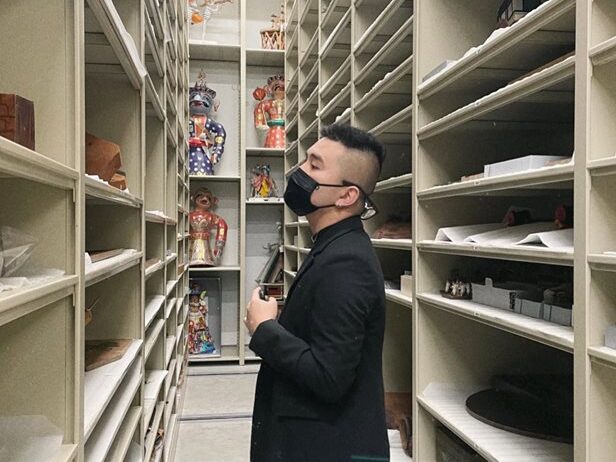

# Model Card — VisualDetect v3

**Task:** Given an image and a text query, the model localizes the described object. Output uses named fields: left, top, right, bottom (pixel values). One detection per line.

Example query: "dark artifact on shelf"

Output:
left=465, top=374, right=574, bottom=444
left=0, top=93, right=35, bottom=150
left=372, top=216, right=411, bottom=239
left=554, top=205, right=573, bottom=229
left=253, top=74, right=285, bottom=149
left=503, top=208, right=533, bottom=226
left=109, top=172, right=127, bottom=190
left=189, top=188, right=228, bottom=266
left=84, top=298, right=100, bottom=327
left=497, top=0, right=546, bottom=27
left=441, top=271, right=472, bottom=300
left=189, top=70, right=227, bottom=176
left=260, top=5, right=285, bottom=50
left=436, top=425, right=486, bottom=462
left=88, top=249, right=124, bottom=263
left=85, top=132, right=122, bottom=182
left=84, top=339, right=131, bottom=371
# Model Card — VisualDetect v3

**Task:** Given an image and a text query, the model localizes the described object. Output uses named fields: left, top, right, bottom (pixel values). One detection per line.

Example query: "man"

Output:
left=244, top=123, right=389, bottom=461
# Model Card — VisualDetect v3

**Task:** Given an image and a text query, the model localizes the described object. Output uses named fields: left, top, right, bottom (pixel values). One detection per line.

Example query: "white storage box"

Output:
left=542, top=303, right=573, bottom=327
left=605, top=325, right=616, bottom=349
left=514, top=298, right=543, bottom=319
left=472, top=278, right=540, bottom=311
left=400, top=273, right=413, bottom=297
left=483, top=155, right=569, bottom=178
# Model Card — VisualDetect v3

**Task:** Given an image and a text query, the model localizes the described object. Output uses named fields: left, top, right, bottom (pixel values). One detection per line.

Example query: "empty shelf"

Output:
left=105, top=405, right=142, bottom=462
left=374, top=173, right=413, bottom=193
left=166, top=336, right=176, bottom=368
left=145, top=295, right=166, bottom=329
left=385, top=289, right=413, bottom=309
left=418, top=55, right=575, bottom=140
left=0, top=136, right=79, bottom=190
left=418, top=382, right=573, bottom=462
left=246, top=48, right=285, bottom=67
left=145, top=319, right=165, bottom=361
left=418, top=292, right=573, bottom=352
left=588, top=253, right=616, bottom=272
left=588, top=346, right=616, bottom=370
left=188, top=41, right=240, bottom=62
left=418, top=163, right=574, bottom=200
left=417, top=240, right=574, bottom=266
left=84, top=362, right=142, bottom=462
left=371, top=238, right=413, bottom=250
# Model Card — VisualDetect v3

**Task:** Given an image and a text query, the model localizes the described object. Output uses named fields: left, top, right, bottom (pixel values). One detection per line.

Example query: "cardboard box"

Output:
left=0, top=93, right=35, bottom=150
left=542, top=303, right=572, bottom=327
left=472, top=278, right=540, bottom=311
left=484, top=155, right=569, bottom=178
left=514, top=298, right=543, bottom=319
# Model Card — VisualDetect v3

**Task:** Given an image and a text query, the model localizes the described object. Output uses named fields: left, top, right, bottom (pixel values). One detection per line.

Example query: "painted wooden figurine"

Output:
left=253, top=74, right=285, bottom=149
left=250, top=164, right=279, bottom=198
left=188, top=282, right=217, bottom=355
left=189, top=188, right=228, bottom=267
left=189, top=70, right=226, bottom=176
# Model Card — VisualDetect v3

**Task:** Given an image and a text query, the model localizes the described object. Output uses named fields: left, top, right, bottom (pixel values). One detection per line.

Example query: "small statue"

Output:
left=260, top=4, right=285, bottom=50
left=188, top=283, right=217, bottom=355
left=253, top=74, right=285, bottom=149
left=250, top=164, right=279, bottom=198
left=188, top=0, right=234, bottom=40
left=189, top=188, right=228, bottom=266
left=189, top=70, right=227, bottom=176
left=441, top=274, right=472, bottom=300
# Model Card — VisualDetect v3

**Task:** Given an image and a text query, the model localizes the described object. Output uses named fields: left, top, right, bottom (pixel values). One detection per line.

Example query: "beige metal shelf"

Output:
left=145, top=295, right=166, bottom=330
left=368, top=104, right=413, bottom=141
left=84, top=339, right=142, bottom=439
left=188, top=40, right=241, bottom=62
left=246, top=48, right=285, bottom=67
left=417, top=163, right=574, bottom=200
left=84, top=363, right=142, bottom=462
left=385, top=289, right=413, bottom=309
left=588, top=156, right=616, bottom=177
left=145, top=319, right=165, bottom=362
left=371, top=238, right=413, bottom=250
left=418, top=292, right=573, bottom=352
left=321, top=55, right=351, bottom=97
left=300, top=30, right=319, bottom=69
left=188, top=266, right=242, bottom=272
left=354, top=15, right=413, bottom=89
left=299, top=0, right=319, bottom=27
left=246, top=198, right=285, bottom=204
left=85, top=250, right=143, bottom=287
left=145, top=260, right=165, bottom=279
left=418, top=55, right=575, bottom=140
left=588, top=253, right=616, bottom=272
left=189, top=174, right=242, bottom=182
left=86, top=0, right=146, bottom=90
left=588, top=346, right=616, bottom=370
left=0, top=276, right=78, bottom=328
left=355, top=55, right=413, bottom=113
left=417, top=241, right=574, bottom=266
left=0, top=137, right=79, bottom=190
left=417, top=0, right=575, bottom=100
left=374, top=173, right=413, bottom=193
left=106, top=405, right=142, bottom=462
left=144, top=402, right=165, bottom=461
left=353, top=0, right=410, bottom=56
left=85, top=176, right=143, bottom=208
left=321, top=0, right=350, bottom=30
left=590, top=35, right=616, bottom=66
left=320, top=8, right=351, bottom=59
left=319, top=81, right=351, bottom=119
left=246, top=147, right=285, bottom=156
left=51, top=445, right=78, bottom=462
left=417, top=382, right=573, bottom=462
left=145, top=17, right=164, bottom=78
left=146, top=75, right=165, bottom=121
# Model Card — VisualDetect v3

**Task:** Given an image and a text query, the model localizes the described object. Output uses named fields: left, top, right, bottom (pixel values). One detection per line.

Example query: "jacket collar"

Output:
left=310, top=215, right=363, bottom=255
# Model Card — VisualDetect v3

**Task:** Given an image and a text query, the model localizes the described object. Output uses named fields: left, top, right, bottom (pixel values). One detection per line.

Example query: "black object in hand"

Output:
left=259, top=288, right=269, bottom=301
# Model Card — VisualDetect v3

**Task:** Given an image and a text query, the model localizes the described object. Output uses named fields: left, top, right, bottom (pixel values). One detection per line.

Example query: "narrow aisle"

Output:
left=176, top=365, right=259, bottom=461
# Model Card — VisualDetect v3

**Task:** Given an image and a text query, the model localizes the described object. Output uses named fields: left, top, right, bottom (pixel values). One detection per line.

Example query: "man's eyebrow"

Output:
left=307, top=151, right=324, bottom=165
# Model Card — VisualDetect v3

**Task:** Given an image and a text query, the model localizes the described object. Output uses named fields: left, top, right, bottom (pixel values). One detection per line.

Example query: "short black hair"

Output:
left=320, top=123, right=386, bottom=173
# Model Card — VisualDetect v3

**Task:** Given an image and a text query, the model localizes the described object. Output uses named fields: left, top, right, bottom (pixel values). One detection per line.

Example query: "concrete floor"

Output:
left=175, top=365, right=411, bottom=461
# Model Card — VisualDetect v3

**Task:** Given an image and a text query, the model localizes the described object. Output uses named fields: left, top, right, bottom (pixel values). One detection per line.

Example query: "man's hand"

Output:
left=244, top=287, right=278, bottom=335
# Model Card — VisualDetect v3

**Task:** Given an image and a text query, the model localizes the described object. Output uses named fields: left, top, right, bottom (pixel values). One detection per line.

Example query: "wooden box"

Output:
left=0, top=93, right=35, bottom=150
left=85, top=132, right=122, bottom=181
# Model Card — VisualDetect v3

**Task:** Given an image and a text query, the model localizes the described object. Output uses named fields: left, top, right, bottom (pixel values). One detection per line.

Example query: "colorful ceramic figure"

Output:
left=253, top=74, right=285, bottom=149
left=188, top=283, right=217, bottom=355
left=189, top=71, right=226, bottom=176
left=250, top=164, right=279, bottom=198
left=189, top=188, right=228, bottom=266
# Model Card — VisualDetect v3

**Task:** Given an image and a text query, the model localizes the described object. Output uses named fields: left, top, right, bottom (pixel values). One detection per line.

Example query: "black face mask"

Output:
left=284, top=167, right=374, bottom=218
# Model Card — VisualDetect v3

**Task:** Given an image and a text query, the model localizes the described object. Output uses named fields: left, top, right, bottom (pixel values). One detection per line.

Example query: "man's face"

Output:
left=300, top=138, right=348, bottom=209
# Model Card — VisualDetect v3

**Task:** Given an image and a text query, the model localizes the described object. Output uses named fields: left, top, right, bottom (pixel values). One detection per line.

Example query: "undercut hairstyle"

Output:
left=320, top=123, right=386, bottom=195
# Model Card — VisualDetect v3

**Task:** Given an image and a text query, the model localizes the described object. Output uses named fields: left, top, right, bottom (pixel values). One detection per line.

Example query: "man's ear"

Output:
left=338, top=185, right=361, bottom=208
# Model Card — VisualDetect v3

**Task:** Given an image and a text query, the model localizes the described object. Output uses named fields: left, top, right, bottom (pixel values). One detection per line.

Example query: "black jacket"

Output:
left=249, top=215, right=389, bottom=462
